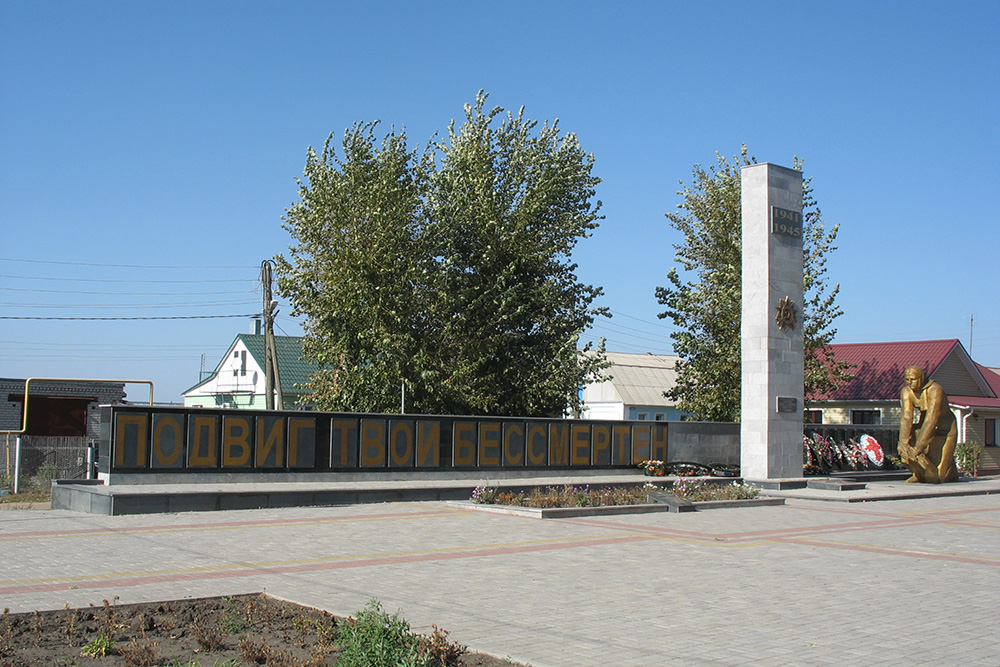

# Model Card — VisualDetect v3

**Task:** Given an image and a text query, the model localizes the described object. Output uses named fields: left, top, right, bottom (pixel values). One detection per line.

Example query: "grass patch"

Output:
left=0, top=490, right=51, bottom=504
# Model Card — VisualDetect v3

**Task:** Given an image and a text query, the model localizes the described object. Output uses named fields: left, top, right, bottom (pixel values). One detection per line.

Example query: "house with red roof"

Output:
left=806, top=339, right=1000, bottom=456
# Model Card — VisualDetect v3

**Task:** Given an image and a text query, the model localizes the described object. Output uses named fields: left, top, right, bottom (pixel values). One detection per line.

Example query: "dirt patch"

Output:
left=0, top=593, right=525, bottom=666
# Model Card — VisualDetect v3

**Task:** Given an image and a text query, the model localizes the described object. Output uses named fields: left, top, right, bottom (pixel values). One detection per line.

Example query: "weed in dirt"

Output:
left=193, top=616, right=226, bottom=652
left=256, top=592, right=275, bottom=625
left=80, top=632, right=115, bottom=657
left=291, top=615, right=313, bottom=642
left=31, top=610, right=43, bottom=647
left=422, top=624, right=466, bottom=666
left=0, top=608, right=11, bottom=656
left=236, top=635, right=299, bottom=667
left=63, top=603, right=78, bottom=646
left=313, top=615, right=338, bottom=647
left=302, top=646, right=333, bottom=667
left=92, top=595, right=121, bottom=639
left=1, top=608, right=11, bottom=655
left=219, top=596, right=247, bottom=634
left=157, top=602, right=179, bottom=633
left=119, top=636, right=159, bottom=667
left=237, top=634, right=268, bottom=663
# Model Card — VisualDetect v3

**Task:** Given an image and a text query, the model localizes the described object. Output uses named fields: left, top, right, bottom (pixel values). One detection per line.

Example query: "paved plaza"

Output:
left=2, top=490, right=999, bottom=666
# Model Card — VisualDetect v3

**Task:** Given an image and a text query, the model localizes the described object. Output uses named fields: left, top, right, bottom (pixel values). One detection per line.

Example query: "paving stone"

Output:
left=3, top=486, right=999, bottom=665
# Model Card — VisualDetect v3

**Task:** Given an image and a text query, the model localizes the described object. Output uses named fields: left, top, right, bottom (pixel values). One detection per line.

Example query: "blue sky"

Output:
left=2, top=1, right=998, bottom=402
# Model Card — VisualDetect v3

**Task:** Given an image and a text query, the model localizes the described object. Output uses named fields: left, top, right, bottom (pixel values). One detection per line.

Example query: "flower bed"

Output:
left=638, top=460, right=739, bottom=477
left=669, top=478, right=760, bottom=502
left=471, top=480, right=760, bottom=508
left=472, top=483, right=647, bottom=508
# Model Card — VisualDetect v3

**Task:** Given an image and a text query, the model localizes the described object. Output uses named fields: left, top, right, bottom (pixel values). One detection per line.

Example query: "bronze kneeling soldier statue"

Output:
left=898, top=365, right=958, bottom=484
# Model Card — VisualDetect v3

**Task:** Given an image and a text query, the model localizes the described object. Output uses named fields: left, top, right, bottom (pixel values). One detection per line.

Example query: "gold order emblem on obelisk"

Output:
left=775, top=296, right=796, bottom=332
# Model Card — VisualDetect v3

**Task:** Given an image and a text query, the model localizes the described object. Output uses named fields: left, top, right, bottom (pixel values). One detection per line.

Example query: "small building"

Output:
left=182, top=334, right=315, bottom=410
left=805, top=339, right=1000, bottom=449
left=1, top=378, right=127, bottom=481
left=1, top=378, right=125, bottom=440
left=579, top=352, right=684, bottom=421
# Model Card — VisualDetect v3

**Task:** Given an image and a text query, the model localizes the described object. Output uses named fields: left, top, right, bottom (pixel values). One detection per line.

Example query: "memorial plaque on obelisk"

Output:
left=740, top=163, right=804, bottom=480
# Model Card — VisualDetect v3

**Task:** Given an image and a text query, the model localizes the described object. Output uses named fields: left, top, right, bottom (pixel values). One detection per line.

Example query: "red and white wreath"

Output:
left=860, top=434, right=884, bottom=466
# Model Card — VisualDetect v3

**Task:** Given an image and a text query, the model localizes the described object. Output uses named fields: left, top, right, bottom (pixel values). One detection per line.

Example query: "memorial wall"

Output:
left=98, top=405, right=681, bottom=475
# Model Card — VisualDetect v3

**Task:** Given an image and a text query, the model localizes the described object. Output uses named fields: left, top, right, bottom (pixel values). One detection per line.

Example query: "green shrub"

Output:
left=335, top=600, right=426, bottom=667
left=955, top=440, right=983, bottom=477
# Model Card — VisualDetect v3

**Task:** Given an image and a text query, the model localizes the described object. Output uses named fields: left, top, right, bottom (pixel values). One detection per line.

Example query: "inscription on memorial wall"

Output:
left=100, top=406, right=671, bottom=474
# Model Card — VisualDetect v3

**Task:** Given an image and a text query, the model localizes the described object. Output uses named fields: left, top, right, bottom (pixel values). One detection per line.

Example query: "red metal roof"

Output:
left=951, top=364, right=1000, bottom=409
left=810, top=339, right=961, bottom=401
left=976, top=364, right=1000, bottom=396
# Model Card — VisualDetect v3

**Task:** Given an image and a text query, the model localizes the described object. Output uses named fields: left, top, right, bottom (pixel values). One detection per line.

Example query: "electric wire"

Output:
left=0, top=274, right=252, bottom=284
left=0, top=257, right=257, bottom=269
left=0, top=314, right=260, bottom=321
left=0, top=287, right=256, bottom=296
left=4, top=300, right=259, bottom=309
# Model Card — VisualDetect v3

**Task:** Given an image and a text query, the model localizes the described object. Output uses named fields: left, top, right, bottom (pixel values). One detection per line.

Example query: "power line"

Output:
left=598, top=339, right=668, bottom=354
left=0, top=313, right=260, bottom=321
left=0, top=286, right=256, bottom=296
left=0, top=340, right=215, bottom=349
left=4, top=299, right=259, bottom=309
left=590, top=321, right=671, bottom=345
left=0, top=257, right=257, bottom=269
left=0, top=274, right=252, bottom=284
left=0, top=354, right=202, bottom=361
left=608, top=308, right=673, bottom=329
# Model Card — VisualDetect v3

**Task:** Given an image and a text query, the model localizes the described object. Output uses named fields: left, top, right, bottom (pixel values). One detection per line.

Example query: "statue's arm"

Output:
left=898, top=388, right=915, bottom=447
left=915, top=384, right=946, bottom=454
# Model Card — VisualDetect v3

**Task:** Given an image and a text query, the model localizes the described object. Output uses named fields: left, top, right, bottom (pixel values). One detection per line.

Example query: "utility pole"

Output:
left=261, top=260, right=284, bottom=410
left=970, top=313, right=974, bottom=356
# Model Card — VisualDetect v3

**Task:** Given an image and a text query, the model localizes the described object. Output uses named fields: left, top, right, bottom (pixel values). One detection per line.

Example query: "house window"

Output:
left=654, top=413, right=666, bottom=421
left=986, top=418, right=997, bottom=447
left=803, top=409, right=823, bottom=424
left=850, top=409, right=882, bottom=425
left=240, top=350, right=247, bottom=376
left=636, top=412, right=649, bottom=421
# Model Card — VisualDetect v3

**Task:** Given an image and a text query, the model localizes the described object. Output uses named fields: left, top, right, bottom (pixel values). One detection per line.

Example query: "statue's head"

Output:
left=904, top=365, right=926, bottom=392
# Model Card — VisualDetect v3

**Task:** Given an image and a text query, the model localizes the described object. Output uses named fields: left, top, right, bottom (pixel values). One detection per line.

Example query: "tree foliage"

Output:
left=655, top=146, right=851, bottom=421
left=275, top=123, right=431, bottom=412
left=277, top=92, right=608, bottom=417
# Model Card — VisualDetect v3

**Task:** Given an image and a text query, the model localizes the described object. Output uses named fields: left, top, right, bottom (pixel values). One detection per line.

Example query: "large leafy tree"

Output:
left=275, top=122, right=431, bottom=412
left=277, top=93, right=608, bottom=416
left=655, top=146, right=851, bottom=421
left=422, top=94, right=608, bottom=416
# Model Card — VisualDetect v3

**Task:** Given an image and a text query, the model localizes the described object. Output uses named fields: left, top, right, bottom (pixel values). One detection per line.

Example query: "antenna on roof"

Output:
left=970, top=313, right=974, bottom=356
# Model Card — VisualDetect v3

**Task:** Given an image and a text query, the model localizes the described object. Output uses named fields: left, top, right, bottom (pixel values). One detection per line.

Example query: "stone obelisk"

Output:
left=740, top=163, right=804, bottom=480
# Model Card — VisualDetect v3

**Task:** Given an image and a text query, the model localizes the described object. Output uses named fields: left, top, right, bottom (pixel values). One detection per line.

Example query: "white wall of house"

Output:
left=578, top=352, right=681, bottom=421
left=580, top=402, right=625, bottom=420
left=184, top=339, right=264, bottom=407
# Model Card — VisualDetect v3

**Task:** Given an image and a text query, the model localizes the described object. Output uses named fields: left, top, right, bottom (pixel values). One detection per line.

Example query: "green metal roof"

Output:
left=237, top=334, right=314, bottom=394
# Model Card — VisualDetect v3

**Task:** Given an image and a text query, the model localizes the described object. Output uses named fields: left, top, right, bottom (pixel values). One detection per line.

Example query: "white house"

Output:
left=579, top=352, right=683, bottom=421
left=183, top=334, right=314, bottom=410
